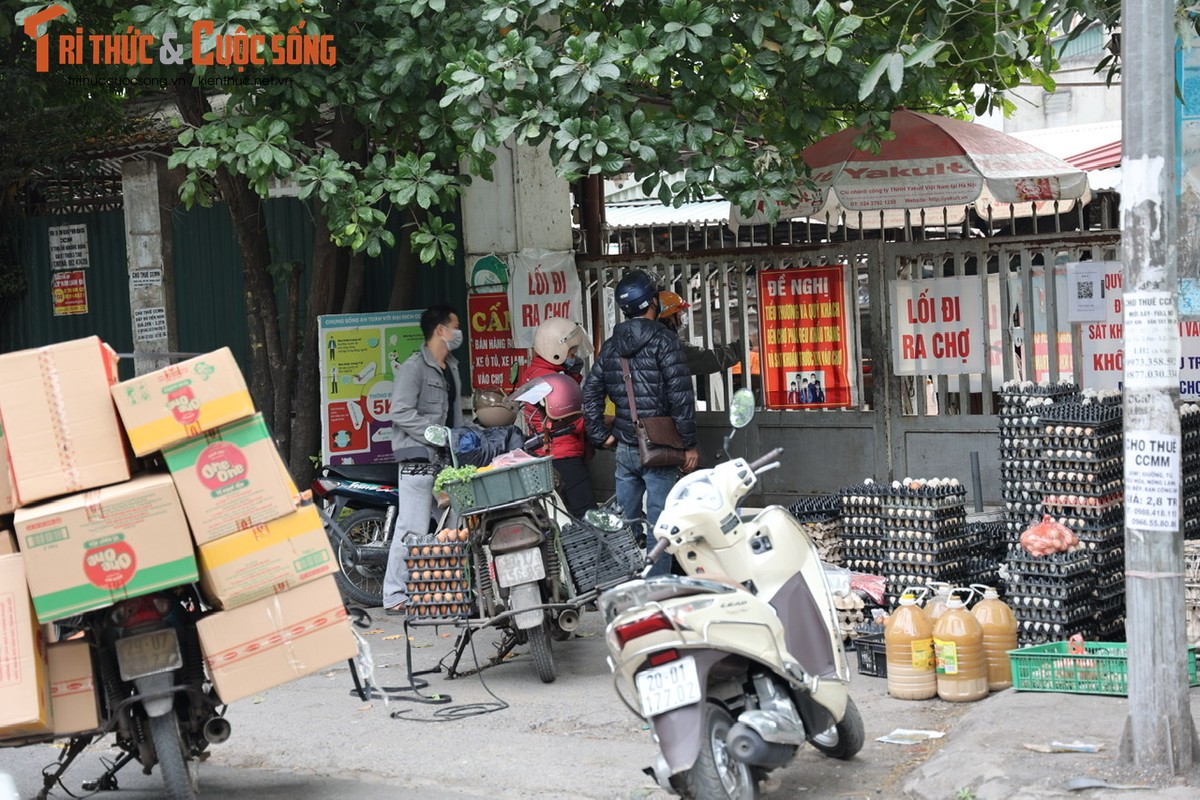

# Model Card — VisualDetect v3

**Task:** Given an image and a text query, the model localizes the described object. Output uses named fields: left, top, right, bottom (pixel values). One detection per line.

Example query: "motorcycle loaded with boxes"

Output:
left=0, top=339, right=358, bottom=799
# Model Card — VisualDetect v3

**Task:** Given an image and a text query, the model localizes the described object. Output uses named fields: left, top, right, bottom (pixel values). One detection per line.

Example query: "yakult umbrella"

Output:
left=730, top=110, right=1090, bottom=226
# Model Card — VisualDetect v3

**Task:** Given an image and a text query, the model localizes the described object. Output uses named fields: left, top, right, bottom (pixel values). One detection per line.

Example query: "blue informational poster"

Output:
left=318, top=310, right=424, bottom=465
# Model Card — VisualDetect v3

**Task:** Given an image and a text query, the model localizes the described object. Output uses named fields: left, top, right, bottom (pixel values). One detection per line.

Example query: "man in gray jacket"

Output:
left=383, top=304, right=464, bottom=614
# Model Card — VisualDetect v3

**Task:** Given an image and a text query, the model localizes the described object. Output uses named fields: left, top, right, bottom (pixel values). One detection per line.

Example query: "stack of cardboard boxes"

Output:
left=0, top=337, right=356, bottom=741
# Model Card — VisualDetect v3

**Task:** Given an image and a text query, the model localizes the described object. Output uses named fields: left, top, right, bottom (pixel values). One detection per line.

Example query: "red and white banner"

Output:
left=758, top=266, right=855, bottom=409
left=467, top=292, right=525, bottom=391
left=507, top=250, right=583, bottom=348
left=891, top=275, right=986, bottom=375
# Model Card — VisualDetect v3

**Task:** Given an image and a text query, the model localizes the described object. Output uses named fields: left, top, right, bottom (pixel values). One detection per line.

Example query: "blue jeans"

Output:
left=615, top=443, right=680, bottom=577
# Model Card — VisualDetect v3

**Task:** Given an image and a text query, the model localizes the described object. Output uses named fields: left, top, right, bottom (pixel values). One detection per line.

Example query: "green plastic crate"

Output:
left=444, top=457, right=555, bottom=514
left=1008, top=641, right=1200, bottom=696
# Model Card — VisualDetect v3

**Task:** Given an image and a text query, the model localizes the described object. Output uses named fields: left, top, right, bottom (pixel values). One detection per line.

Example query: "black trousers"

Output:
left=554, top=456, right=597, bottom=519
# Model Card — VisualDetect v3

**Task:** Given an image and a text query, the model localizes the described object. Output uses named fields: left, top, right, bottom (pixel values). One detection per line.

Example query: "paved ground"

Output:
left=4, top=608, right=1200, bottom=799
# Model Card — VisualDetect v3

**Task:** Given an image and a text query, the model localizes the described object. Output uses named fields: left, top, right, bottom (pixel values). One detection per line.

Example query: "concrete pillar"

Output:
left=462, top=140, right=573, bottom=259
left=121, top=159, right=178, bottom=375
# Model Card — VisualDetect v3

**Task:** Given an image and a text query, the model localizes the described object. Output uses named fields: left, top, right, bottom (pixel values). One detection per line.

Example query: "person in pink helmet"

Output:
left=517, top=317, right=596, bottom=518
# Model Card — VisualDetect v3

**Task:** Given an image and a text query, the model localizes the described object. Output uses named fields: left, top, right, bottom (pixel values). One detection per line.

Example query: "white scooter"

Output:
left=593, top=389, right=863, bottom=799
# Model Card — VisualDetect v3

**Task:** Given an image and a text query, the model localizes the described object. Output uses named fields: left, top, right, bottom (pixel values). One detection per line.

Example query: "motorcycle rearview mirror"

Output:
left=424, top=424, right=459, bottom=467
left=729, top=388, right=755, bottom=429
left=423, top=425, right=450, bottom=447
left=722, top=387, right=757, bottom=459
left=584, top=508, right=625, bottom=533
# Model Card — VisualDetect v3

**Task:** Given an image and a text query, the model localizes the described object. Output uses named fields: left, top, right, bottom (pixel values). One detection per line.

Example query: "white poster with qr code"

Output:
left=1067, top=261, right=1106, bottom=322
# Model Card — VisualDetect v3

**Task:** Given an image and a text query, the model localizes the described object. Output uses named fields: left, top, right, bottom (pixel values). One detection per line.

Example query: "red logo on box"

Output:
left=166, top=386, right=201, bottom=426
left=196, top=442, right=248, bottom=491
left=83, top=542, right=137, bottom=589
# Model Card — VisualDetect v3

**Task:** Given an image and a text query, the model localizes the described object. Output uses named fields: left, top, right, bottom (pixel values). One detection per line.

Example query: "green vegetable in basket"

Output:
left=434, top=465, right=478, bottom=495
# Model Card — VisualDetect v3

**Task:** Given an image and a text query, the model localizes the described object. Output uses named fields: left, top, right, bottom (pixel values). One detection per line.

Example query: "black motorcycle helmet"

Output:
left=615, top=270, right=659, bottom=317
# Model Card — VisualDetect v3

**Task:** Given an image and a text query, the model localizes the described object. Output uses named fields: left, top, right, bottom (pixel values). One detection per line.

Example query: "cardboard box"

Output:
left=0, top=529, right=16, bottom=555
left=163, top=414, right=298, bottom=545
left=48, top=641, right=98, bottom=735
left=0, top=337, right=130, bottom=506
left=0, top=417, right=14, bottom=514
left=197, top=504, right=337, bottom=609
left=0, top=553, right=52, bottom=738
left=112, top=348, right=256, bottom=457
left=14, top=473, right=199, bottom=623
left=196, top=576, right=355, bottom=704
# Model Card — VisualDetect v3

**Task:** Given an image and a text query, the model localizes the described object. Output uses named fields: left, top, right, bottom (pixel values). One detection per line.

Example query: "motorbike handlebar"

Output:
left=748, top=448, right=784, bottom=472
left=642, top=537, right=671, bottom=575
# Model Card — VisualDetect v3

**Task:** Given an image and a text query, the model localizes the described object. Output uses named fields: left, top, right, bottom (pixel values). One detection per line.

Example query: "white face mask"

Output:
left=444, top=328, right=464, bottom=351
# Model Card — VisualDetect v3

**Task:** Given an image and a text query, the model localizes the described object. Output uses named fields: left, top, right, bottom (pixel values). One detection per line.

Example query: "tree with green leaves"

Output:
left=23, top=0, right=1119, bottom=479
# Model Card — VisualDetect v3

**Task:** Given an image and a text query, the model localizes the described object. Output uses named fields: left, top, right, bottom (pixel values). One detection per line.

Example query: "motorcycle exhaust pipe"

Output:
left=726, top=723, right=794, bottom=768
left=203, top=716, right=232, bottom=745
left=556, top=609, right=580, bottom=633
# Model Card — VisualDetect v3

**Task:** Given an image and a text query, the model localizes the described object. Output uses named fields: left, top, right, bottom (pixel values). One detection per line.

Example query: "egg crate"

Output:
left=881, top=502, right=966, bottom=520
left=1014, top=603, right=1097, bottom=626
left=1039, top=400, right=1123, bottom=424
left=1039, top=447, right=1123, bottom=466
left=880, top=486, right=968, bottom=505
left=1039, top=459, right=1122, bottom=480
left=885, top=565, right=970, bottom=586
left=787, top=494, right=843, bottom=522
left=1041, top=493, right=1123, bottom=515
left=560, top=520, right=643, bottom=592
left=843, top=558, right=884, bottom=573
left=884, top=529, right=981, bottom=547
left=1007, top=547, right=1094, bottom=579
left=1000, top=466, right=1042, bottom=482
left=997, top=424, right=1044, bottom=438
left=1004, top=501, right=1044, bottom=518
left=1007, top=576, right=1096, bottom=604
left=404, top=541, right=469, bottom=572
left=1039, top=430, right=1122, bottom=449
left=408, top=599, right=474, bottom=620
left=1089, top=545, right=1125, bottom=570
left=999, top=447, right=1043, bottom=462
left=1037, top=480, right=1123, bottom=499
left=1018, top=621, right=1098, bottom=646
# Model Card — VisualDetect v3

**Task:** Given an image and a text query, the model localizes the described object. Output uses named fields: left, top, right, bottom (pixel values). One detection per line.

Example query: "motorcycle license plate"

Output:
left=494, top=549, right=545, bottom=588
left=116, top=629, right=182, bottom=681
left=635, top=656, right=702, bottom=717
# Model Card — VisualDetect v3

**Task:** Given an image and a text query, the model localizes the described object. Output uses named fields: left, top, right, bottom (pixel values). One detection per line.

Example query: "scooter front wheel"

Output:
left=670, top=702, right=758, bottom=800
left=808, top=696, right=865, bottom=760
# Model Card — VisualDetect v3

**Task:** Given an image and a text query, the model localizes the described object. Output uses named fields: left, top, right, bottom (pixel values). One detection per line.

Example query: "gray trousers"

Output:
left=382, top=469, right=436, bottom=608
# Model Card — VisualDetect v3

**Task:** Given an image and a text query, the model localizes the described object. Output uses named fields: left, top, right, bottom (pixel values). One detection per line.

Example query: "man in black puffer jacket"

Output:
left=583, top=270, right=697, bottom=575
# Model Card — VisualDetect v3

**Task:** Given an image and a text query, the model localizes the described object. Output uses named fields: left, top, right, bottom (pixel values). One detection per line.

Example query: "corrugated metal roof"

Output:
left=604, top=200, right=732, bottom=227
left=1067, top=140, right=1121, bottom=171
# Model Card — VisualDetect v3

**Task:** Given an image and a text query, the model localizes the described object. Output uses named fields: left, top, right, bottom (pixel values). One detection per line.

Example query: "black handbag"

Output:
left=620, top=358, right=686, bottom=468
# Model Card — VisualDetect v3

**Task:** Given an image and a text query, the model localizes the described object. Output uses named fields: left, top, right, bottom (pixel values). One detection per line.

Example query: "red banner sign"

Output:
left=467, top=292, right=526, bottom=391
left=51, top=270, right=88, bottom=316
left=758, top=266, right=853, bottom=409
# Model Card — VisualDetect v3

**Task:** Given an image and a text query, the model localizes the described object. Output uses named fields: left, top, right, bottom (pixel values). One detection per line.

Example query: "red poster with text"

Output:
left=467, top=292, right=527, bottom=391
left=758, top=266, right=853, bottom=409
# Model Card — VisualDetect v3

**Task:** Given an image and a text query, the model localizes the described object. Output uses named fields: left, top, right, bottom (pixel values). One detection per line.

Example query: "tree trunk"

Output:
left=174, top=81, right=285, bottom=438
left=389, top=207, right=426, bottom=311
left=289, top=108, right=365, bottom=483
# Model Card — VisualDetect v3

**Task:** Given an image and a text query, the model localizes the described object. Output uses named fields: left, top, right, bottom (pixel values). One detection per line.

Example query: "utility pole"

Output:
left=1120, top=0, right=1199, bottom=772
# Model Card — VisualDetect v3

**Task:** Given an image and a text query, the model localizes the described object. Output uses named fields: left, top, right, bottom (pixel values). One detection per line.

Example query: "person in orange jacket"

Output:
left=516, top=317, right=597, bottom=518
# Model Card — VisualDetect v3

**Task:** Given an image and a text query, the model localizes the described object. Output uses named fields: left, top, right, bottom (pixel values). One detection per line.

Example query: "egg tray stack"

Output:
left=1036, top=397, right=1126, bottom=640
left=1006, top=546, right=1102, bottom=645
left=838, top=482, right=888, bottom=577
left=788, top=494, right=844, bottom=566
left=1183, top=405, right=1200, bottom=540
left=998, top=380, right=1080, bottom=548
left=878, top=481, right=972, bottom=606
left=404, top=541, right=473, bottom=620
left=965, top=521, right=1008, bottom=592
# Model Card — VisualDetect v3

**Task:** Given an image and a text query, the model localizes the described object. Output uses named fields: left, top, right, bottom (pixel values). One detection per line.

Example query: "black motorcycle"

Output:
left=4, top=586, right=228, bottom=800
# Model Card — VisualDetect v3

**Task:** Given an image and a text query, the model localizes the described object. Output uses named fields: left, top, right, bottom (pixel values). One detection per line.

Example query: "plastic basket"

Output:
left=560, top=521, right=643, bottom=591
left=854, top=633, right=887, bottom=678
left=1008, top=641, right=1199, bottom=696
left=444, top=457, right=555, bottom=514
